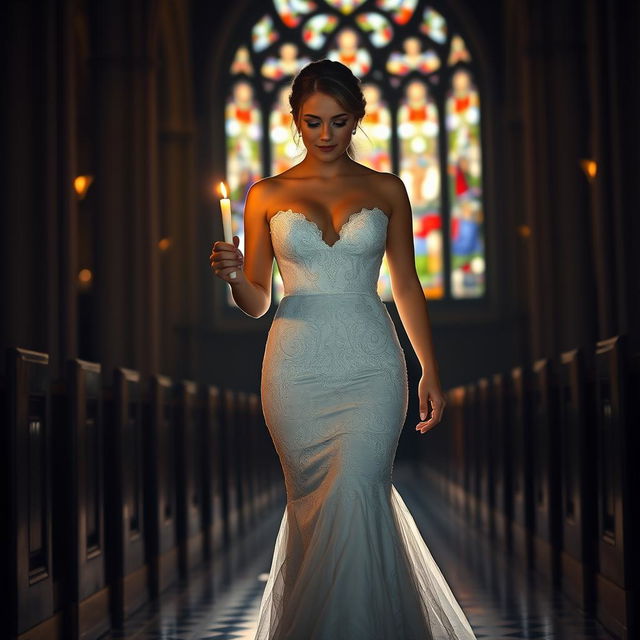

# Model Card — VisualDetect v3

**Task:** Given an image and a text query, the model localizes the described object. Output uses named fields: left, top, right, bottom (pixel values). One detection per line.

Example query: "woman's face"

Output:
left=296, top=91, right=356, bottom=161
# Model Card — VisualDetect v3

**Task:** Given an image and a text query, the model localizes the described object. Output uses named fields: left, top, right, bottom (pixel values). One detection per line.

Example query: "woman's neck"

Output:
left=296, top=153, right=356, bottom=179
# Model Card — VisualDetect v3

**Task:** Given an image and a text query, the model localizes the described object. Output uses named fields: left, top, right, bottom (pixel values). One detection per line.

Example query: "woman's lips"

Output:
left=317, top=144, right=337, bottom=152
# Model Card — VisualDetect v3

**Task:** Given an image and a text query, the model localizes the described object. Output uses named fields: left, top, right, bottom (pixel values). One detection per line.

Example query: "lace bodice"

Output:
left=268, top=207, right=389, bottom=296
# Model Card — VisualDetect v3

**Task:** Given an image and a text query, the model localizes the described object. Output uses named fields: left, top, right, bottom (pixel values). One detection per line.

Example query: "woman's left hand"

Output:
left=415, top=372, right=446, bottom=434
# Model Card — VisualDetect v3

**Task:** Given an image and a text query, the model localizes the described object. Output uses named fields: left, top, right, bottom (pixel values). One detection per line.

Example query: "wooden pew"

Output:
left=144, top=374, right=179, bottom=596
left=477, top=377, right=494, bottom=536
left=491, top=372, right=512, bottom=550
left=51, top=358, right=110, bottom=639
left=509, top=366, right=534, bottom=571
left=201, top=385, right=225, bottom=559
left=593, top=335, right=636, bottom=640
left=463, top=382, right=480, bottom=528
left=446, top=386, right=466, bottom=515
left=104, top=367, right=150, bottom=625
left=174, top=380, right=205, bottom=576
left=558, top=347, right=596, bottom=611
left=236, top=391, right=251, bottom=534
left=221, top=389, right=240, bottom=545
left=531, top=357, right=561, bottom=585
left=4, top=347, right=62, bottom=639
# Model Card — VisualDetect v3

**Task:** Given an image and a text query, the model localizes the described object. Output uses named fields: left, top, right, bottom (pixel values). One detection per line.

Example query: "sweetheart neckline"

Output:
left=269, top=207, right=389, bottom=249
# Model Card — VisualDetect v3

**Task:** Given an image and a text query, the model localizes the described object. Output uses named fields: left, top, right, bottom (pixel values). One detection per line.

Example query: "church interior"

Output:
left=1, top=0, right=639, bottom=638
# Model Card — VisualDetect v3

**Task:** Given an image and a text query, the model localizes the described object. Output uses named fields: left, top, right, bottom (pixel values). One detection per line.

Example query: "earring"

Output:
left=352, top=129, right=356, bottom=135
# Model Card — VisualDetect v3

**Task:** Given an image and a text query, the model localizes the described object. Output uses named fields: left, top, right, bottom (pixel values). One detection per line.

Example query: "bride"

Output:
left=210, top=59, right=476, bottom=640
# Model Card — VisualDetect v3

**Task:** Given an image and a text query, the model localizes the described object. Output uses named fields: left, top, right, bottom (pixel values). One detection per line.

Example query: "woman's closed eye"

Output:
left=306, top=121, right=347, bottom=128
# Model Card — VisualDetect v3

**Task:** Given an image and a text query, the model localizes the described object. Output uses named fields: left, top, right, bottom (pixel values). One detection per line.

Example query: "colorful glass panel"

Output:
left=420, top=7, right=447, bottom=44
left=269, top=86, right=302, bottom=300
left=324, top=0, right=367, bottom=15
left=261, top=42, right=311, bottom=79
left=301, top=13, right=339, bottom=49
left=230, top=45, right=254, bottom=75
left=252, top=14, right=279, bottom=52
left=356, top=83, right=393, bottom=298
left=398, top=79, right=443, bottom=299
left=224, top=1, right=487, bottom=306
left=355, top=12, right=393, bottom=48
left=225, top=80, right=263, bottom=307
left=387, top=37, right=440, bottom=75
left=274, top=0, right=317, bottom=28
left=270, top=85, right=302, bottom=175
left=327, top=28, right=372, bottom=77
left=446, top=69, right=484, bottom=297
left=356, top=83, right=392, bottom=173
left=375, top=0, right=418, bottom=25
left=448, top=34, right=471, bottom=65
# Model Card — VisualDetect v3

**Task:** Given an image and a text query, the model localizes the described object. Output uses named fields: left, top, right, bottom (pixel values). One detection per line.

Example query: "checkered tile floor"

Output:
left=101, top=464, right=618, bottom=639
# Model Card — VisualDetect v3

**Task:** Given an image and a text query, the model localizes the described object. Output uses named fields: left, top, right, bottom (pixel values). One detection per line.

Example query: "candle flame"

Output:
left=219, top=181, right=228, bottom=198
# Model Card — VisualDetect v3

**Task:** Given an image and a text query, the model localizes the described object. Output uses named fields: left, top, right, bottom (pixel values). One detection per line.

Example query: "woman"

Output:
left=210, top=60, right=476, bottom=640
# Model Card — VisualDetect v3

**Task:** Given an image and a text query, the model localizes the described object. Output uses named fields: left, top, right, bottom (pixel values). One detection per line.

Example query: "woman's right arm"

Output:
left=213, top=180, right=274, bottom=318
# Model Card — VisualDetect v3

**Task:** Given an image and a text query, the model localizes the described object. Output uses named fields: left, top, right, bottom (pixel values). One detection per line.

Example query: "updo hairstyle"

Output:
left=289, top=59, right=366, bottom=158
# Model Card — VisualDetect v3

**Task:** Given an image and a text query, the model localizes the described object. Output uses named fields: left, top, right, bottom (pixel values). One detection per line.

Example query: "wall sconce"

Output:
left=78, top=268, right=93, bottom=290
left=158, top=237, right=171, bottom=251
left=517, top=224, right=532, bottom=238
left=74, top=175, right=94, bottom=200
left=579, top=159, right=598, bottom=182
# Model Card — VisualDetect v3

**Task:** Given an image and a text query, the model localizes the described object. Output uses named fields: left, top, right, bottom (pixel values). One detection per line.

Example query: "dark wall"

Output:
left=1, top=0, right=637, bottom=415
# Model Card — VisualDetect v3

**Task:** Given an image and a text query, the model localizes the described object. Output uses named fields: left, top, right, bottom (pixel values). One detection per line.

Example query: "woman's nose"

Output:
left=320, top=124, right=331, bottom=140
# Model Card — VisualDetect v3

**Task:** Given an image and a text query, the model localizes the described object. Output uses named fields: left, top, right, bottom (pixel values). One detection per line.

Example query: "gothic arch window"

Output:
left=224, top=0, right=485, bottom=306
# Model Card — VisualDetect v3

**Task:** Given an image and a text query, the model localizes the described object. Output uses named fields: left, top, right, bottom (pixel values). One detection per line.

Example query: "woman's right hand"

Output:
left=210, top=235, right=245, bottom=284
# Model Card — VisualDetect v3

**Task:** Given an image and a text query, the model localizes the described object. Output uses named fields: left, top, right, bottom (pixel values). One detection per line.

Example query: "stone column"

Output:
left=89, top=0, right=160, bottom=376
left=513, top=0, right=596, bottom=358
left=0, top=0, right=78, bottom=379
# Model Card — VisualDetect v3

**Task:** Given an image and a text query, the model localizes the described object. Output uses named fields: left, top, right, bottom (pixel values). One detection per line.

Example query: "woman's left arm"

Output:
left=382, top=173, right=446, bottom=434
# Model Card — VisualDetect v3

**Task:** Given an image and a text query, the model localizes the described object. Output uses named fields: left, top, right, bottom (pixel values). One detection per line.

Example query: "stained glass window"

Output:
left=224, top=1, right=486, bottom=307
left=446, top=67, right=484, bottom=298
left=398, top=79, right=443, bottom=298
left=225, top=80, right=262, bottom=209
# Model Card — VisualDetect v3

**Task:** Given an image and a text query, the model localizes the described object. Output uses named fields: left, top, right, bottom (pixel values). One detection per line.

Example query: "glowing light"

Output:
left=580, top=158, right=598, bottom=181
left=74, top=175, right=94, bottom=199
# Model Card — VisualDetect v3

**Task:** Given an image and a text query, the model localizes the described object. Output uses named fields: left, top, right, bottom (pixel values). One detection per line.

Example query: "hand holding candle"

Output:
left=210, top=181, right=244, bottom=285
left=219, top=181, right=236, bottom=280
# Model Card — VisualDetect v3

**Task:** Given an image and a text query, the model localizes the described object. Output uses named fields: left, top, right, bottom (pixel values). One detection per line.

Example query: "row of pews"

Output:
left=422, top=334, right=639, bottom=640
left=2, top=347, right=285, bottom=640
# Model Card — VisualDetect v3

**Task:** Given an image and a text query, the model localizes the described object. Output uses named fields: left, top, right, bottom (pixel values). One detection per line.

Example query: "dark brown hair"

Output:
left=289, top=59, right=366, bottom=158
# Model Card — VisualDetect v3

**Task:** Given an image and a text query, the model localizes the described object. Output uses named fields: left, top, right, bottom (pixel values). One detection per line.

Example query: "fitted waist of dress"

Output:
left=281, top=290, right=381, bottom=300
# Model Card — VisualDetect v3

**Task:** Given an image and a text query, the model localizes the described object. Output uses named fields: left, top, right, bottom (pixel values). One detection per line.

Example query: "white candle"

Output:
left=219, top=181, right=236, bottom=279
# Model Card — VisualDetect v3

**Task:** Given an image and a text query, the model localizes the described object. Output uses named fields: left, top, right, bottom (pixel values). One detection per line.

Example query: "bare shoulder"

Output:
left=372, top=171, right=405, bottom=196
left=361, top=170, right=408, bottom=216
left=247, top=170, right=298, bottom=212
left=244, top=176, right=280, bottom=219
left=246, top=176, right=275, bottom=201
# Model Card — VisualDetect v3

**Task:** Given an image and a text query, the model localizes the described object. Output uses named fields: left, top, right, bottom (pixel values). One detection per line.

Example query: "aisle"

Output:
left=390, top=465, right=616, bottom=640
left=102, top=463, right=616, bottom=639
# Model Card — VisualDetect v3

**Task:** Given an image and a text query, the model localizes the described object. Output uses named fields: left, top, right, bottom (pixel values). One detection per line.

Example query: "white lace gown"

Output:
left=256, top=207, right=477, bottom=640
